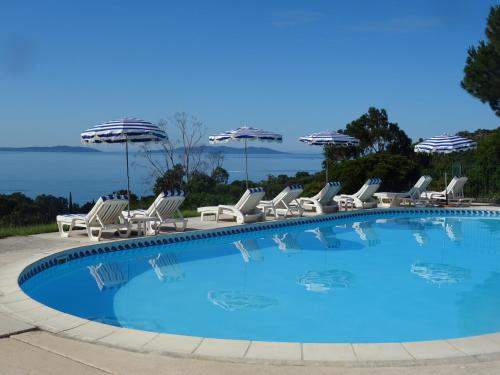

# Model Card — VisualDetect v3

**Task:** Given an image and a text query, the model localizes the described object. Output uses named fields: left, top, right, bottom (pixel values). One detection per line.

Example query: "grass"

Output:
left=0, top=211, right=200, bottom=239
left=0, top=223, right=59, bottom=239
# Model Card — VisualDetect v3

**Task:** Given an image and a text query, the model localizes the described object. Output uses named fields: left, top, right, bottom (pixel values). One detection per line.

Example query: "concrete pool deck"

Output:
left=1, top=207, right=500, bottom=374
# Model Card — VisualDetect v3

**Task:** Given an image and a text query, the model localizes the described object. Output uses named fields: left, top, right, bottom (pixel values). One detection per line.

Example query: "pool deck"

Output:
left=1, top=206, right=500, bottom=374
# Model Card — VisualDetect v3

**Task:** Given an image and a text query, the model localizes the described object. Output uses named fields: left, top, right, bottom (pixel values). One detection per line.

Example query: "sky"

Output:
left=0, top=0, right=498, bottom=152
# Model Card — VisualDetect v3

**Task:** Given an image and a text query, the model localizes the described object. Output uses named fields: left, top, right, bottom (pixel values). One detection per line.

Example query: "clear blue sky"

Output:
left=1, top=0, right=498, bottom=152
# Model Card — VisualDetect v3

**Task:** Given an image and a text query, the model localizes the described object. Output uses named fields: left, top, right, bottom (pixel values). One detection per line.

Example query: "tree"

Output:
left=344, top=107, right=412, bottom=155
left=141, top=113, right=205, bottom=184
left=461, top=6, right=500, bottom=116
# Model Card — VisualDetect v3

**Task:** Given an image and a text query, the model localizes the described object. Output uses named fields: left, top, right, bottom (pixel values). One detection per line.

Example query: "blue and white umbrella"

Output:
left=415, top=134, right=476, bottom=204
left=299, top=131, right=360, bottom=183
left=299, top=131, right=360, bottom=147
left=81, top=118, right=167, bottom=213
left=414, top=134, right=476, bottom=154
left=209, top=126, right=283, bottom=188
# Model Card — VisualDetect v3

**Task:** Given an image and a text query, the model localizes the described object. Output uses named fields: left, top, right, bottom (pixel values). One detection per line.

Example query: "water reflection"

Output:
left=297, top=269, right=355, bottom=293
left=306, top=227, right=341, bottom=249
left=410, top=262, right=470, bottom=285
left=272, top=233, right=301, bottom=255
left=353, top=221, right=380, bottom=247
left=207, top=290, right=278, bottom=311
left=233, top=239, right=264, bottom=262
left=148, top=253, right=185, bottom=283
left=87, top=262, right=127, bottom=291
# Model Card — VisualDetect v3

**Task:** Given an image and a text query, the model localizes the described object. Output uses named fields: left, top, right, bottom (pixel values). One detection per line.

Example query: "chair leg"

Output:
left=87, top=227, right=102, bottom=242
left=58, top=222, right=72, bottom=238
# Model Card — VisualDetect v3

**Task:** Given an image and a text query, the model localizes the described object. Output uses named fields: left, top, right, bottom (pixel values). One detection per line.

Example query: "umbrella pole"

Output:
left=125, top=138, right=131, bottom=215
left=325, top=157, right=328, bottom=184
left=245, top=139, right=249, bottom=189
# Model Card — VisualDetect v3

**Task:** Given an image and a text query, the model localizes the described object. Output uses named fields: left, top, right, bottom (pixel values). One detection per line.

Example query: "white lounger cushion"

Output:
left=258, top=184, right=304, bottom=218
left=57, top=194, right=129, bottom=241
left=375, top=176, right=432, bottom=207
left=423, top=177, right=468, bottom=200
left=198, top=188, right=266, bottom=224
left=334, top=178, right=381, bottom=209
left=124, top=190, right=187, bottom=234
left=298, top=181, right=341, bottom=214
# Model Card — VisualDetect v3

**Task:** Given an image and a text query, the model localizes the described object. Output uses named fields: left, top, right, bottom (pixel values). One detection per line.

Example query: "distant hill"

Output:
left=0, top=146, right=100, bottom=153
left=171, top=145, right=289, bottom=155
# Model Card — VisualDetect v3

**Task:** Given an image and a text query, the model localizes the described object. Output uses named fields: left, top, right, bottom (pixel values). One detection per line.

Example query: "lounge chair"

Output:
left=334, top=178, right=381, bottom=209
left=124, top=190, right=187, bottom=235
left=295, top=181, right=341, bottom=214
left=374, top=176, right=432, bottom=207
left=197, top=187, right=266, bottom=224
left=257, top=184, right=304, bottom=219
left=57, top=194, right=129, bottom=241
left=422, top=177, right=471, bottom=205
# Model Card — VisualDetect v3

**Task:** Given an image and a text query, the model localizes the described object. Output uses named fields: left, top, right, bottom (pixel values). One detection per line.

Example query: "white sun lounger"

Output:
left=374, top=176, right=432, bottom=207
left=257, top=184, right=304, bottom=219
left=57, top=194, right=130, bottom=241
left=422, top=176, right=471, bottom=205
left=295, top=181, right=341, bottom=214
left=124, top=190, right=187, bottom=235
left=272, top=233, right=301, bottom=254
left=197, top=187, right=266, bottom=224
left=334, top=178, right=381, bottom=209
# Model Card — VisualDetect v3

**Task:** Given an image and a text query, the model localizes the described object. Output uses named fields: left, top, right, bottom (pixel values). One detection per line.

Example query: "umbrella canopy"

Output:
left=81, top=118, right=167, bottom=214
left=209, top=126, right=283, bottom=144
left=299, top=131, right=360, bottom=146
left=414, top=134, right=476, bottom=154
left=209, top=126, right=283, bottom=188
left=414, top=134, right=476, bottom=204
left=299, top=131, right=360, bottom=183
left=81, top=118, right=166, bottom=144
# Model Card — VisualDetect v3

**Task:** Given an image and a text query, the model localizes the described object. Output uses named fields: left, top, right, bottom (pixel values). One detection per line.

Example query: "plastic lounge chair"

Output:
left=197, top=187, right=266, bottom=224
left=423, top=177, right=471, bottom=205
left=334, top=178, right=381, bottom=209
left=374, top=176, right=432, bottom=207
left=257, top=184, right=304, bottom=219
left=352, top=221, right=380, bottom=247
left=57, top=194, right=129, bottom=241
left=296, top=181, right=341, bottom=214
left=125, top=190, right=187, bottom=234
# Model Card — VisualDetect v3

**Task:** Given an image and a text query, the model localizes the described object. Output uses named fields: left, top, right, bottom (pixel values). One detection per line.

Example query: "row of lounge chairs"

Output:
left=56, top=176, right=471, bottom=241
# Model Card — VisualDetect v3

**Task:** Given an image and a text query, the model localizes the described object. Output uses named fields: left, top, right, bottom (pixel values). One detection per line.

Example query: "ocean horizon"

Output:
left=0, top=151, right=322, bottom=203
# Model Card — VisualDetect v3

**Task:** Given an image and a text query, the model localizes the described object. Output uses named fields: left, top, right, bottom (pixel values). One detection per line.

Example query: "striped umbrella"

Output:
left=415, top=134, right=476, bottom=204
left=209, top=126, right=283, bottom=188
left=414, top=134, right=476, bottom=154
left=299, top=131, right=360, bottom=183
left=81, top=118, right=167, bottom=214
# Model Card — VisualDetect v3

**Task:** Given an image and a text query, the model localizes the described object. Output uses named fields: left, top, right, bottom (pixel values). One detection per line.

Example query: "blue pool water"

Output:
left=21, top=213, right=500, bottom=343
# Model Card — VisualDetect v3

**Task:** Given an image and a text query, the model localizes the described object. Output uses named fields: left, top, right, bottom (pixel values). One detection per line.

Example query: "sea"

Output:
left=0, top=151, right=322, bottom=203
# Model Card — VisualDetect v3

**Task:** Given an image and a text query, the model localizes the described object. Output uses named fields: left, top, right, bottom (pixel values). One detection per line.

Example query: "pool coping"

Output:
left=1, top=206, right=500, bottom=365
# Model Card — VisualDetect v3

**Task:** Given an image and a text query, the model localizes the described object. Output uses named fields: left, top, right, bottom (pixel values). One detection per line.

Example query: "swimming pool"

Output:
left=20, top=209, right=500, bottom=343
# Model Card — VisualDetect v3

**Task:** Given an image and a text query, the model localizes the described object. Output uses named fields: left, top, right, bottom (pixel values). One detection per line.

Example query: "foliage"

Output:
left=461, top=5, right=500, bottom=116
left=343, top=107, right=412, bottom=156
